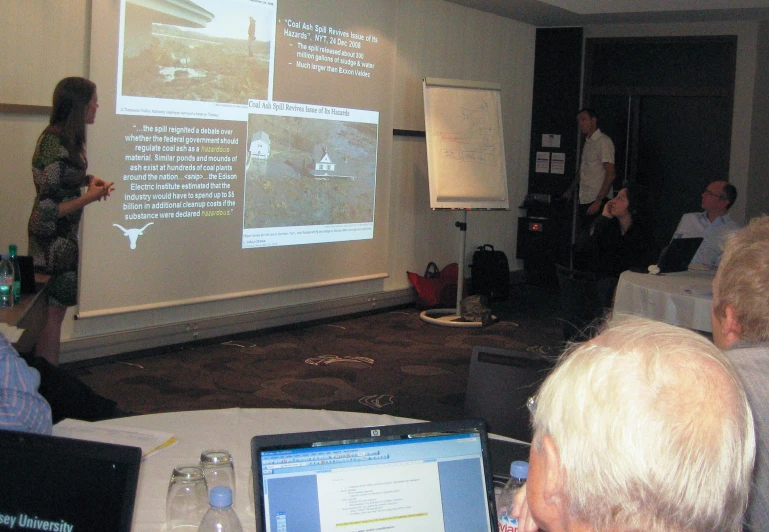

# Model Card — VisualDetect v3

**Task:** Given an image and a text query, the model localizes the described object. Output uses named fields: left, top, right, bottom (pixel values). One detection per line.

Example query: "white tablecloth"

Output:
left=613, top=269, right=715, bottom=332
left=92, top=408, right=429, bottom=531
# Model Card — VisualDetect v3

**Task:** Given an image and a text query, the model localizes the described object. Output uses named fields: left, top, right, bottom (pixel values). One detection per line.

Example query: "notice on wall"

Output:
left=535, top=151, right=551, bottom=173
left=550, top=152, right=565, bottom=174
left=542, top=134, right=561, bottom=148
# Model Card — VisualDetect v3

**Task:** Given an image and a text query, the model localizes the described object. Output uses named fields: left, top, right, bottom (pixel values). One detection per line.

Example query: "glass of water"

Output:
left=200, top=449, right=236, bottom=497
left=166, top=465, right=208, bottom=530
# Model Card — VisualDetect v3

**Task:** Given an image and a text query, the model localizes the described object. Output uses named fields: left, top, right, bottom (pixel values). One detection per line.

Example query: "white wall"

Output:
left=390, top=0, right=536, bottom=282
left=0, top=1, right=89, bottom=107
left=747, top=20, right=769, bottom=220
left=0, top=0, right=536, bottom=361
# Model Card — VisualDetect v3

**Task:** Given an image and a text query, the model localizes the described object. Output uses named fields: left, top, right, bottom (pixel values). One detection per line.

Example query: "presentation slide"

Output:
left=81, top=0, right=395, bottom=316
left=316, top=463, right=446, bottom=532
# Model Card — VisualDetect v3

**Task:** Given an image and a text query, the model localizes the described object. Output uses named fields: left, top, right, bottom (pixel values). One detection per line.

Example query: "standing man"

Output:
left=248, top=16, right=256, bottom=57
left=673, top=180, right=740, bottom=268
left=563, top=108, right=616, bottom=232
left=711, top=215, right=769, bottom=531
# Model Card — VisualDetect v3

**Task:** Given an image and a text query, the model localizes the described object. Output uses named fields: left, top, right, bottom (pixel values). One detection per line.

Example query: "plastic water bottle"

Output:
left=198, top=486, right=243, bottom=532
left=0, top=254, right=14, bottom=308
left=497, top=460, right=529, bottom=532
left=8, top=245, right=21, bottom=304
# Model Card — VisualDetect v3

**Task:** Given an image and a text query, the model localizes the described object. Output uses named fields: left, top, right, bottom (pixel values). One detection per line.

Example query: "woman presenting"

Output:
left=28, top=77, right=114, bottom=365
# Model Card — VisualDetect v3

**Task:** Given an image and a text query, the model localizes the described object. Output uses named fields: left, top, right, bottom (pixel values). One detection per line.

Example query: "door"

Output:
left=585, top=37, right=736, bottom=257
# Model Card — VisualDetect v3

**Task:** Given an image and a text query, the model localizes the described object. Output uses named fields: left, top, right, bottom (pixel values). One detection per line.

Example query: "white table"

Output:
left=613, top=269, right=716, bottom=332
left=94, top=408, right=422, bottom=531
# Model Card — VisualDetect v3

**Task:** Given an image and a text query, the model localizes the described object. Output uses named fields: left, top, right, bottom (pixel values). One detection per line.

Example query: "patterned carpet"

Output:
left=72, top=283, right=565, bottom=422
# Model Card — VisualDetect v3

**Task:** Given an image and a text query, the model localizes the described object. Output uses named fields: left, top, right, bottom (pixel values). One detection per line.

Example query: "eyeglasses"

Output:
left=703, top=190, right=725, bottom=200
left=527, top=395, right=537, bottom=418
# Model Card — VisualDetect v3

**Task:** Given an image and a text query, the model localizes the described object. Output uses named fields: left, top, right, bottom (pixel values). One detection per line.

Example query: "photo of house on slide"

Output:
left=243, top=115, right=378, bottom=229
left=119, top=0, right=274, bottom=104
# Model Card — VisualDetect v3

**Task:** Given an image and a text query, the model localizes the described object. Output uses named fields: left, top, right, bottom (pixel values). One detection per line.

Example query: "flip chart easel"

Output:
left=420, top=78, right=509, bottom=327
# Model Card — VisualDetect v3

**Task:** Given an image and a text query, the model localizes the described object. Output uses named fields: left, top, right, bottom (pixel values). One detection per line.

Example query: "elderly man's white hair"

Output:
left=532, top=316, right=755, bottom=531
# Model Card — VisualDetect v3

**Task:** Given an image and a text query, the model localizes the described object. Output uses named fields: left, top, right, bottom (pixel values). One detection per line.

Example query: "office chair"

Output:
left=463, top=345, right=555, bottom=444
left=555, top=264, right=604, bottom=342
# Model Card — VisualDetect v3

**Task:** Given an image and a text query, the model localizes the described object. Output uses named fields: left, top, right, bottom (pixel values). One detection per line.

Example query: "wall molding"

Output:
left=61, top=288, right=415, bottom=363
left=0, top=103, right=51, bottom=115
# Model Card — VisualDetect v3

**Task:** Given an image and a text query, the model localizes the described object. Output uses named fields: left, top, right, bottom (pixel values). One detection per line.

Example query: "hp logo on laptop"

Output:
left=371, top=429, right=381, bottom=436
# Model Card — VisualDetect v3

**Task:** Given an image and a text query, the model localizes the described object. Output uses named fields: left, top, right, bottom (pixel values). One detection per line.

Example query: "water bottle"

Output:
left=198, top=486, right=243, bottom=532
left=8, top=245, right=21, bottom=304
left=0, top=254, right=14, bottom=308
left=497, top=460, right=529, bottom=532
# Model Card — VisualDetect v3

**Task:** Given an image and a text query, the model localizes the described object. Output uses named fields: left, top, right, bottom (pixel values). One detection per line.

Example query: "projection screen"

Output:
left=79, top=0, right=395, bottom=317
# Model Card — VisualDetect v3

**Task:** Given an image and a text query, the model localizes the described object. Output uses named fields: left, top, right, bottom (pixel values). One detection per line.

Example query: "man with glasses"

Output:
left=511, top=316, right=755, bottom=532
left=672, top=180, right=741, bottom=267
left=711, top=215, right=769, bottom=531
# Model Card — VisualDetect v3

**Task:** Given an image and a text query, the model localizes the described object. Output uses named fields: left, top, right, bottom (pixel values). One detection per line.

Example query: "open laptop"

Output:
left=656, top=237, right=704, bottom=273
left=0, top=429, right=142, bottom=532
left=251, top=419, right=497, bottom=532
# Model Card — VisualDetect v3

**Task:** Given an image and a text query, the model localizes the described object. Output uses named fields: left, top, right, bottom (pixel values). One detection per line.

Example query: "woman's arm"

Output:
left=56, top=175, right=114, bottom=217
left=575, top=217, right=622, bottom=275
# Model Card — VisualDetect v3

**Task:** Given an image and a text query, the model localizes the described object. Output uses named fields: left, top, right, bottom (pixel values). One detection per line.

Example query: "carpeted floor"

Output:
left=72, top=283, right=566, bottom=422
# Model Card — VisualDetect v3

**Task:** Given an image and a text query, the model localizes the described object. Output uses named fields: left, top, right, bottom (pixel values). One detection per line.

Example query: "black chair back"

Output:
left=463, top=346, right=555, bottom=443
left=555, top=264, right=603, bottom=342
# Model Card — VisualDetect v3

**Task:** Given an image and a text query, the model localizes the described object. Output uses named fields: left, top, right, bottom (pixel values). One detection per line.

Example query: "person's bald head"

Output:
left=527, top=317, right=755, bottom=532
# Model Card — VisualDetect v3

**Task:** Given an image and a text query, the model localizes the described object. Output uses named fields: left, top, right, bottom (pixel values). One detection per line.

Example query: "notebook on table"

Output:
left=656, top=237, right=704, bottom=273
left=251, top=419, right=497, bottom=532
left=0, top=429, right=142, bottom=532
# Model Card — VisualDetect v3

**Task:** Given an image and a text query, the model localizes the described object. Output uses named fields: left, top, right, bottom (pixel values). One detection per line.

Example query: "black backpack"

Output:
left=470, top=244, right=510, bottom=301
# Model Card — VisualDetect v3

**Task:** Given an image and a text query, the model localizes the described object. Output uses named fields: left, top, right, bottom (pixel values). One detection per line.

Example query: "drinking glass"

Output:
left=200, top=449, right=236, bottom=497
left=166, top=465, right=208, bottom=530
left=245, top=467, right=256, bottom=519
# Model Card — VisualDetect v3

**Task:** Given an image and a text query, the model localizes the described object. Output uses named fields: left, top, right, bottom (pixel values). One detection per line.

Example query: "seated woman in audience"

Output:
left=574, top=183, right=655, bottom=308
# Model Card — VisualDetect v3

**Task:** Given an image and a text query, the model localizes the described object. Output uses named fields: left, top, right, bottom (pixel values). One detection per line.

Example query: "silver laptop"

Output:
left=251, top=419, right=497, bottom=532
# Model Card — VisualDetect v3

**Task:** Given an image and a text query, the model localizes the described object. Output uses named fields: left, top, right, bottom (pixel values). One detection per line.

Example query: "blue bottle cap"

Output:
left=510, top=460, right=529, bottom=480
left=209, top=485, right=233, bottom=507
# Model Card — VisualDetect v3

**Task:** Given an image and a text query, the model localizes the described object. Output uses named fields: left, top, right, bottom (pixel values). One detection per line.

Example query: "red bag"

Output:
left=407, top=262, right=459, bottom=309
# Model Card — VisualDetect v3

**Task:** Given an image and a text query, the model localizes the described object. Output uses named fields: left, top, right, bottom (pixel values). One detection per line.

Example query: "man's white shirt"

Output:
left=673, top=212, right=742, bottom=267
left=578, top=129, right=615, bottom=204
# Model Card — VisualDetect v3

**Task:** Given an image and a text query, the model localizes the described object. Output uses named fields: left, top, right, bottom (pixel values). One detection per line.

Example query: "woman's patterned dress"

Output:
left=28, top=128, right=88, bottom=307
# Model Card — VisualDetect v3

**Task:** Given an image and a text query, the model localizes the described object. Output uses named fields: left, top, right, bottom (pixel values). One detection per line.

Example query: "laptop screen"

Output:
left=251, top=419, right=496, bottom=532
left=0, top=430, right=141, bottom=532
left=657, top=237, right=704, bottom=273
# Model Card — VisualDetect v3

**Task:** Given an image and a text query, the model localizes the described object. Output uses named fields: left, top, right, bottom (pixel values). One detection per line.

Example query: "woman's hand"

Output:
left=512, top=483, right=540, bottom=532
left=86, top=175, right=115, bottom=202
left=56, top=176, right=115, bottom=217
left=602, top=198, right=614, bottom=218
left=586, top=198, right=603, bottom=216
